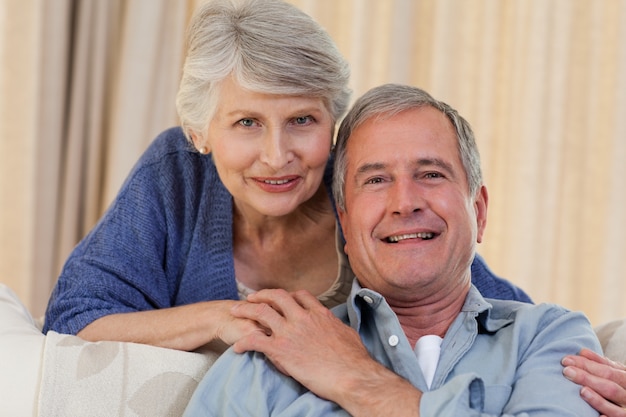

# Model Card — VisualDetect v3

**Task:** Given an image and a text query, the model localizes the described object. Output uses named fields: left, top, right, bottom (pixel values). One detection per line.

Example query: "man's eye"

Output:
left=425, top=172, right=443, bottom=179
left=365, top=177, right=384, bottom=184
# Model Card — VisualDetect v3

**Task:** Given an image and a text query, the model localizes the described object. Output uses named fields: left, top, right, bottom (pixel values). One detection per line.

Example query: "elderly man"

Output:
left=183, top=84, right=601, bottom=416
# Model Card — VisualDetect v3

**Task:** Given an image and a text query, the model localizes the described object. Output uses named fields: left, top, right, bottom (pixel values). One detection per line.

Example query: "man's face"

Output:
left=338, top=106, right=488, bottom=303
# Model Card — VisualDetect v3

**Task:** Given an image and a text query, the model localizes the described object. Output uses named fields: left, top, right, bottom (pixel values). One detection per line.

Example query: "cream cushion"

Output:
left=595, top=319, right=626, bottom=364
left=0, top=284, right=45, bottom=417
left=0, top=283, right=220, bottom=417
left=38, top=332, right=218, bottom=417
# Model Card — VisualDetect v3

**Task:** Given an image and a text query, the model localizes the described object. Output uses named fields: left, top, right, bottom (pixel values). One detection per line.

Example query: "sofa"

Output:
left=0, top=284, right=220, bottom=417
left=1, top=283, right=624, bottom=417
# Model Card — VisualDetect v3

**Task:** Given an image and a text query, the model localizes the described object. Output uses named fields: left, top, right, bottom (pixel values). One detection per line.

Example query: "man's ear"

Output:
left=474, top=185, right=488, bottom=243
left=337, top=207, right=349, bottom=256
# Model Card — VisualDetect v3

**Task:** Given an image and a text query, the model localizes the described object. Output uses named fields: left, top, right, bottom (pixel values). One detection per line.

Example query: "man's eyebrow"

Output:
left=355, top=158, right=455, bottom=175
left=355, top=162, right=387, bottom=176
left=416, top=157, right=455, bottom=175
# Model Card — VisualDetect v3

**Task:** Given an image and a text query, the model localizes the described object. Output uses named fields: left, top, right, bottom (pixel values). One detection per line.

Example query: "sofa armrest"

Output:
left=0, top=284, right=45, bottom=417
left=595, top=319, right=626, bottom=364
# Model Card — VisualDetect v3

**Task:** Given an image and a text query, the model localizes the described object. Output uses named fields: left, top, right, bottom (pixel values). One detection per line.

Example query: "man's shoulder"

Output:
left=484, top=298, right=592, bottom=336
left=487, top=298, right=569, bottom=319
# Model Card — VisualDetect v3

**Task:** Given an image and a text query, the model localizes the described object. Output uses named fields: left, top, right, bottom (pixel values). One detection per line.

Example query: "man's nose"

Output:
left=390, top=178, right=423, bottom=215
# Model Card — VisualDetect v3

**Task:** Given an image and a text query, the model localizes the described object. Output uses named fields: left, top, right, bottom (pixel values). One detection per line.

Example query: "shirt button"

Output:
left=388, top=335, right=399, bottom=346
left=363, top=295, right=374, bottom=304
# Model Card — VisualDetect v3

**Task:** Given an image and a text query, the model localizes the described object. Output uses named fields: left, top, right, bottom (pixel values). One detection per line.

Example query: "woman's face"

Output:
left=201, top=77, right=334, bottom=219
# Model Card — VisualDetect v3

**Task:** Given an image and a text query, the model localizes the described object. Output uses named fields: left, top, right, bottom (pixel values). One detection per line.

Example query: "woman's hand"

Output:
left=211, top=299, right=269, bottom=346
left=562, top=348, right=626, bottom=417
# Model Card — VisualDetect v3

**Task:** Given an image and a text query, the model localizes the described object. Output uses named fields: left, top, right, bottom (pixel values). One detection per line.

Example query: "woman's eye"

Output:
left=294, top=116, right=313, bottom=125
left=238, top=118, right=255, bottom=127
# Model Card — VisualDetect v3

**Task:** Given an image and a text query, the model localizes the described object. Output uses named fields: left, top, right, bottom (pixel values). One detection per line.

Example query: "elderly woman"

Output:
left=43, top=0, right=529, bottom=352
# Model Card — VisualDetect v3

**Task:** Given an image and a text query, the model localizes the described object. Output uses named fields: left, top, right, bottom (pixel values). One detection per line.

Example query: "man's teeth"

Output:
left=387, top=232, right=434, bottom=242
left=264, top=179, right=290, bottom=185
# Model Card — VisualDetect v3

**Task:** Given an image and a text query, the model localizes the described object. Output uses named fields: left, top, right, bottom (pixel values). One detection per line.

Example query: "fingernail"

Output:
left=580, top=387, right=592, bottom=400
left=561, top=357, right=574, bottom=366
left=563, top=367, right=576, bottom=379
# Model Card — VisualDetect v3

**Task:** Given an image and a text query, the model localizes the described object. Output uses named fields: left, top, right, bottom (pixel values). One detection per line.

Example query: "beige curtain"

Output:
left=0, top=0, right=190, bottom=315
left=1, top=0, right=625, bottom=324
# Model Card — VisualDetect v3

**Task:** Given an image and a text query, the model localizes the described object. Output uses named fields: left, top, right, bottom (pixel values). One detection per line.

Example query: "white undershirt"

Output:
left=414, top=335, right=443, bottom=389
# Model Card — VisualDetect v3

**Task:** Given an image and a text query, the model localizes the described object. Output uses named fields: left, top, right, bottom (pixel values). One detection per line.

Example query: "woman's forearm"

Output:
left=77, top=299, right=255, bottom=351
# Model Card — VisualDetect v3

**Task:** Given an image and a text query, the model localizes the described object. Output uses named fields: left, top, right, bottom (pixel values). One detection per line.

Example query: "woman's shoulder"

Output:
left=471, top=254, right=534, bottom=304
left=129, top=127, right=217, bottom=179
left=141, top=127, right=196, bottom=161
left=114, top=127, right=224, bottom=206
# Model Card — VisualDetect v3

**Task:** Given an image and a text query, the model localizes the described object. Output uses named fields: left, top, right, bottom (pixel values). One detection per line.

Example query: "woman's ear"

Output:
left=190, top=131, right=210, bottom=154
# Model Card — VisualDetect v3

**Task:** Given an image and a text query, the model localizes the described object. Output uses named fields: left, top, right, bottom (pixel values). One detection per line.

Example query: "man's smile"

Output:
left=385, top=232, right=435, bottom=243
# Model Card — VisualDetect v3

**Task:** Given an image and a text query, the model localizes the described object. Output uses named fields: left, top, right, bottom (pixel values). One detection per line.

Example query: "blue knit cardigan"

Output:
left=44, top=127, right=532, bottom=335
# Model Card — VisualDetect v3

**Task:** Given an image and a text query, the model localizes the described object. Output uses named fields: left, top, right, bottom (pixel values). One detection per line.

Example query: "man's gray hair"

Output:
left=333, top=84, right=482, bottom=211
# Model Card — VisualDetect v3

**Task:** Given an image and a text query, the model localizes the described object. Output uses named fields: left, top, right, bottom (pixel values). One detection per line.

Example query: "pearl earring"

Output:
left=199, top=146, right=209, bottom=155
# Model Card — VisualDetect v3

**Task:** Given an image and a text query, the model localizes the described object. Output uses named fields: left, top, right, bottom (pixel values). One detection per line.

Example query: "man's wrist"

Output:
left=333, top=361, right=422, bottom=417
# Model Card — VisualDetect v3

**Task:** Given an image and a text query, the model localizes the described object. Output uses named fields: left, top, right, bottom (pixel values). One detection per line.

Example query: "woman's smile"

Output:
left=252, top=175, right=302, bottom=193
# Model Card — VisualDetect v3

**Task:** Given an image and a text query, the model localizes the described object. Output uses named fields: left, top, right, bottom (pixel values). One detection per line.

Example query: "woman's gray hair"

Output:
left=176, top=0, right=351, bottom=141
left=333, top=84, right=483, bottom=211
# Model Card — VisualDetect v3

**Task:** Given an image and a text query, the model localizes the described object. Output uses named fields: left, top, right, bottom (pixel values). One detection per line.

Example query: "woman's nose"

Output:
left=259, top=129, right=293, bottom=170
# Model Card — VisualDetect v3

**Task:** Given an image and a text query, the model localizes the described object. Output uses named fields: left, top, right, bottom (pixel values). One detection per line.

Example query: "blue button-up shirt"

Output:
left=184, top=282, right=601, bottom=416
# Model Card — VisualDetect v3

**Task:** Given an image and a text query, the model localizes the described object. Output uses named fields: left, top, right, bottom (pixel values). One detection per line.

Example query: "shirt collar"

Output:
left=345, top=280, right=514, bottom=333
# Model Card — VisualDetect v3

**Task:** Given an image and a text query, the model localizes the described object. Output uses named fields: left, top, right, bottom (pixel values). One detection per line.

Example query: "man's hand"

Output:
left=562, top=348, right=626, bottom=417
left=231, top=289, right=421, bottom=416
